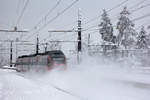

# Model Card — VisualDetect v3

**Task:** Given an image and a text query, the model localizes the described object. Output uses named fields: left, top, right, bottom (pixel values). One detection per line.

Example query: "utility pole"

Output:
left=77, top=9, right=82, bottom=64
left=77, top=9, right=82, bottom=52
left=36, top=36, right=39, bottom=54
left=10, top=41, right=13, bottom=67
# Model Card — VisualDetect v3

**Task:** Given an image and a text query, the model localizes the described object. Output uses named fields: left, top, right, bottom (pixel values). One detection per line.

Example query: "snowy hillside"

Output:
left=0, top=56, right=150, bottom=100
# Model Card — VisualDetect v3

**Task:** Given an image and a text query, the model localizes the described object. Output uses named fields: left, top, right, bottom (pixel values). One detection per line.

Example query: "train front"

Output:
left=47, top=50, right=67, bottom=70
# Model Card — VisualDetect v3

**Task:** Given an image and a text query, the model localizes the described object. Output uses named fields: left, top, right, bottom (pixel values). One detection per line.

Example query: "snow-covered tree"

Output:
left=136, top=26, right=148, bottom=49
left=99, top=9, right=114, bottom=43
left=116, top=7, right=136, bottom=49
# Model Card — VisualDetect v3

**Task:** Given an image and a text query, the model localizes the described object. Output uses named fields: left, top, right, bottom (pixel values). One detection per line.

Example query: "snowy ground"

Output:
left=0, top=56, right=150, bottom=100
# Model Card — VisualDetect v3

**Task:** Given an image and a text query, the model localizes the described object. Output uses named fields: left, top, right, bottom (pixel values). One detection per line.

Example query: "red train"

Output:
left=15, top=50, right=67, bottom=72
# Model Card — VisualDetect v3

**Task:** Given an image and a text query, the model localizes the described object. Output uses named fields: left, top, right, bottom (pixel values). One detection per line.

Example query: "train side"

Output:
left=15, top=50, right=66, bottom=72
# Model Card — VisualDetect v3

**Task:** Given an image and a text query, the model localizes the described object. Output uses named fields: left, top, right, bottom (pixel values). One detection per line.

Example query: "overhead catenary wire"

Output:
left=86, top=12, right=150, bottom=31
left=85, top=2, right=150, bottom=31
left=40, top=22, right=78, bottom=42
left=129, top=0, right=147, bottom=9
left=82, top=0, right=130, bottom=26
left=22, top=0, right=150, bottom=47
left=80, top=0, right=130, bottom=33
left=57, top=20, right=77, bottom=29
left=40, top=30, right=77, bottom=43
left=107, top=0, right=129, bottom=12
left=39, top=0, right=131, bottom=43
left=132, top=12, right=150, bottom=21
left=16, top=0, right=30, bottom=26
left=48, top=28, right=99, bottom=43
left=30, top=0, right=62, bottom=32
left=84, top=1, right=149, bottom=29
left=88, top=12, right=150, bottom=31
left=21, top=0, right=62, bottom=40
left=48, top=0, right=130, bottom=42
left=131, top=3, right=150, bottom=13
left=35, top=0, right=79, bottom=35
left=82, top=9, right=150, bottom=38
left=25, top=0, right=79, bottom=40
left=109, top=2, right=150, bottom=26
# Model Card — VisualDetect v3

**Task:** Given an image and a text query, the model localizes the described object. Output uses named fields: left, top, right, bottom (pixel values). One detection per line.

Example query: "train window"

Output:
left=52, top=57, right=64, bottom=61
left=52, top=57, right=65, bottom=64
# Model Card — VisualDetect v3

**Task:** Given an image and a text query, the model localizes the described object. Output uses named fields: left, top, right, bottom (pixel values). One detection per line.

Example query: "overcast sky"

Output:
left=0, top=0, right=150, bottom=43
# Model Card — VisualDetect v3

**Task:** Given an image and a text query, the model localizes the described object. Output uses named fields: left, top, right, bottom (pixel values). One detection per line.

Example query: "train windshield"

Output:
left=50, top=51, right=65, bottom=64
left=52, top=57, right=65, bottom=63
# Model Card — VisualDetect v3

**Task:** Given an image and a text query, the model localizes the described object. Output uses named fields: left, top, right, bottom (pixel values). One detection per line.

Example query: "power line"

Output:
left=107, top=0, right=129, bottom=12
left=37, top=0, right=130, bottom=43
left=44, top=0, right=62, bottom=19
left=40, top=30, right=77, bottom=43
left=82, top=24, right=99, bottom=32
left=49, top=32, right=77, bottom=42
left=16, top=0, right=30, bottom=26
left=35, top=0, right=79, bottom=35
left=57, top=20, right=77, bottom=29
left=86, top=12, right=150, bottom=31
left=29, top=0, right=62, bottom=32
left=85, top=0, right=149, bottom=29
left=111, top=0, right=148, bottom=19
left=83, top=7, right=150, bottom=36
left=129, top=0, right=147, bottom=9
left=106, top=2, right=150, bottom=26
left=22, top=0, right=62, bottom=39
left=47, top=0, right=130, bottom=33
left=131, top=3, right=150, bottom=13
left=132, top=12, right=150, bottom=21
left=82, top=0, right=130, bottom=26
left=40, top=25, right=78, bottom=43
left=25, top=0, right=79, bottom=40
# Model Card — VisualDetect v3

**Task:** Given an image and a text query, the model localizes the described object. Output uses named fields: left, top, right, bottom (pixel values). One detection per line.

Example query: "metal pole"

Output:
left=10, top=41, right=13, bottom=67
left=15, top=42, right=17, bottom=68
left=77, top=9, right=82, bottom=64
left=36, top=36, right=39, bottom=54
left=77, top=9, right=82, bottom=52
left=77, top=20, right=82, bottom=52
left=88, top=34, right=90, bottom=54
left=88, top=34, right=90, bottom=47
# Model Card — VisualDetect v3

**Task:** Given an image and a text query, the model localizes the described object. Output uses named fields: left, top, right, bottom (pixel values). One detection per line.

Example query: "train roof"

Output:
left=18, top=50, right=64, bottom=59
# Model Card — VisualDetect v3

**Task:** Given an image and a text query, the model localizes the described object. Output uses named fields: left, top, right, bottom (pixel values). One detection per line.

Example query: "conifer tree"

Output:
left=136, top=26, right=148, bottom=49
left=99, top=9, right=114, bottom=43
left=117, top=7, right=136, bottom=49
